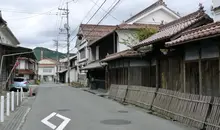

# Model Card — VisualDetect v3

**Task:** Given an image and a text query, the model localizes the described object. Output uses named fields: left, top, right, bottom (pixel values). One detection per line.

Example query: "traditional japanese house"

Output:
left=165, top=21, right=220, bottom=96
left=83, top=24, right=158, bottom=90
left=103, top=5, right=213, bottom=92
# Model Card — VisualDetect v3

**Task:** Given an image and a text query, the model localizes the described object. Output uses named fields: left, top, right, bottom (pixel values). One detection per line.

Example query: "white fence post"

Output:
left=11, top=91, right=14, bottom=111
left=6, top=93, right=10, bottom=116
left=20, top=88, right=23, bottom=102
left=1, top=96, right=4, bottom=122
left=17, top=90, right=19, bottom=106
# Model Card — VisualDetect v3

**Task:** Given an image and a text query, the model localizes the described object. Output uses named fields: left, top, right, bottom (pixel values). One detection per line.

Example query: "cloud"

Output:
left=0, top=0, right=213, bottom=53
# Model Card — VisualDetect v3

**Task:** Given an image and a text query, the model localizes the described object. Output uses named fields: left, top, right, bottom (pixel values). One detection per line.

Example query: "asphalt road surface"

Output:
left=21, top=83, right=196, bottom=130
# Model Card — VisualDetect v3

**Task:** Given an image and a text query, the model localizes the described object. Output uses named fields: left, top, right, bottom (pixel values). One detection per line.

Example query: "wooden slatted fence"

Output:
left=152, top=88, right=211, bottom=129
left=125, top=86, right=156, bottom=109
left=109, top=84, right=119, bottom=99
left=114, top=85, right=128, bottom=102
left=206, top=97, right=220, bottom=130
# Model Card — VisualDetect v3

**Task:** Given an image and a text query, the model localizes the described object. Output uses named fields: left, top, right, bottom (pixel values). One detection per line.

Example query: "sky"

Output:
left=0, top=0, right=213, bottom=53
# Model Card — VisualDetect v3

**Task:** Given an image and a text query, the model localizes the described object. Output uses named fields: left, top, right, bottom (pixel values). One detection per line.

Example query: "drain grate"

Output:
left=100, top=119, right=131, bottom=125
left=118, top=110, right=128, bottom=113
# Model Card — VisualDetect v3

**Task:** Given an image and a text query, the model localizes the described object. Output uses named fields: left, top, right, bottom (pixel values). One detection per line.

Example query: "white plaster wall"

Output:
left=38, top=67, right=56, bottom=76
left=213, top=0, right=220, bottom=8
left=38, top=59, right=56, bottom=64
left=65, top=68, right=77, bottom=83
left=116, top=30, right=138, bottom=52
left=0, top=30, right=15, bottom=46
left=136, top=8, right=177, bottom=24
left=214, top=10, right=220, bottom=22
left=17, top=60, right=25, bottom=69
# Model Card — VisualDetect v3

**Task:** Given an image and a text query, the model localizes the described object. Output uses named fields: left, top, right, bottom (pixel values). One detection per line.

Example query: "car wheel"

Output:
left=23, top=88, right=28, bottom=92
left=10, top=88, right=17, bottom=92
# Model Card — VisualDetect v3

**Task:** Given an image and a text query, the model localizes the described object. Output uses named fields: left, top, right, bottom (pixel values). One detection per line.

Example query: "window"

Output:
left=96, top=46, right=99, bottom=60
left=43, top=68, right=52, bottom=73
left=80, top=48, right=86, bottom=59
left=14, top=78, right=24, bottom=82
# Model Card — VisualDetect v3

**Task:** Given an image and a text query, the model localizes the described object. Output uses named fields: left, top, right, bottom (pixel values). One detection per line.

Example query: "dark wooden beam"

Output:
left=113, top=32, right=116, bottom=53
left=199, top=47, right=202, bottom=95
left=156, top=58, right=159, bottom=89
left=219, top=46, right=220, bottom=95
left=183, top=57, right=186, bottom=93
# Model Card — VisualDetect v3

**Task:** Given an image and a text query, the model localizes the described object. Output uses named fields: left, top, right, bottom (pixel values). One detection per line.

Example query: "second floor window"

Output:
left=43, top=68, right=52, bottom=73
left=80, top=48, right=86, bottom=59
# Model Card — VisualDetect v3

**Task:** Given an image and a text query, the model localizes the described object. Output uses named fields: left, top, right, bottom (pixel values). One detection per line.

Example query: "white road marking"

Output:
left=41, top=112, right=71, bottom=130
left=41, top=112, right=57, bottom=129
left=55, top=114, right=71, bottom=130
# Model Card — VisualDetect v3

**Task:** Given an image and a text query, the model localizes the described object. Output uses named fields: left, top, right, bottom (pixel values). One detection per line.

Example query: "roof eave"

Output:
left=166, top=33, right=220, bottom=48
left=88, top=30, right=115, bottom=47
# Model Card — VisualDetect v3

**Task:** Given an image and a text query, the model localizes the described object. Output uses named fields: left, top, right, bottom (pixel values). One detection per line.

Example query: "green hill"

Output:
left=34, top=47, right=71, bottom=61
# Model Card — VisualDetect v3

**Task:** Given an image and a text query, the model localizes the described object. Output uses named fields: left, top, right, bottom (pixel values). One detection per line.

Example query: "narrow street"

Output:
left=21, top=83, right=196, bottom=130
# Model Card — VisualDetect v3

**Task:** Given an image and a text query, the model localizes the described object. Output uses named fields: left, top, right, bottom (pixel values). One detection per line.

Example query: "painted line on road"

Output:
left=41, top=112, right=57, bottom=129
left=41, top=112, right=71, bottom=130
left=55, top=114, right=71, bottom=130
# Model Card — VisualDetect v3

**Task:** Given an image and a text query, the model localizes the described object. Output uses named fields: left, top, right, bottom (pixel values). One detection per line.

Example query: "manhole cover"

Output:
left=100, top=119, right=131, bottom=125
left=118, top=110, right=128, bottom=113
left=57, top=109, right=70, bottom=112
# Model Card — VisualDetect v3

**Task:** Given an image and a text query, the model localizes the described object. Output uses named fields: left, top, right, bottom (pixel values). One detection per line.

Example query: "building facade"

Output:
left=58, top=56, right=78, bottom=83
left=213, top=0, right=220, bottom=21
left=38, top=59, right=57, bottom=82
left=125, top=0, right=180, bottom=24
left=16, top=57, right=37, bottom=80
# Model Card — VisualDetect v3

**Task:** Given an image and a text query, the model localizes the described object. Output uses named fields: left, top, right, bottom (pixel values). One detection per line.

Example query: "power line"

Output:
left=84, top=0, right=121, bottom=40
left=69, top=0, right=121, bottom=52
left=69, top=0, right=106, bottom=42
left=69, top=0, right=123, bottom=44
left=6, top=7, right=58, bottom=20
left=0, top=9, right=57, bottom=15
left=89, top=0, right=123, bottom=23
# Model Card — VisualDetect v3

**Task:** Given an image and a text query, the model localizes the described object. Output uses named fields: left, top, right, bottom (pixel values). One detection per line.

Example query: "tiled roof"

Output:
left=78, top=24, right=116, bottom=43
left=166, top=22, right=220, bottom=47
left=125, top=0, right=180, bottom=23
left=88, top=23, right=158, bottom=47
left=102, top=50, right=144, bottom=62
left=81, top=61, right=107, bottom=70
left=133, top=8, right=212, bottom=49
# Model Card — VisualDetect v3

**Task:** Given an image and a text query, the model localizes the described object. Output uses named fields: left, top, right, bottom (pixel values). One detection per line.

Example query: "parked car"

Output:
left=10, top=77, right=29, bottom=92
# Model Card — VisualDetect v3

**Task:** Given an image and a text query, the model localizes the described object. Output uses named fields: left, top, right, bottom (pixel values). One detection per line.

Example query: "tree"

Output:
left=120, top=27, right=157, bottom=47
left=136, top=27, right=157, bottom=41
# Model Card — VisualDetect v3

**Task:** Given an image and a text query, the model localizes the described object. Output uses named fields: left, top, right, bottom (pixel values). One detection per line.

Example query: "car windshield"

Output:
left=14, top=78, right=24, bottom=82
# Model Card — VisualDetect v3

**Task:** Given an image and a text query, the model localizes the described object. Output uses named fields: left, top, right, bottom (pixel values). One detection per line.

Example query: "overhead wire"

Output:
left=89, top=0, right=123, bottom=23
left=69, top=0, right=123, bottom=44
left=69, top=0, right=106, bottom=42
left=84, top=0, right=121, bottom=39
left=6, top=7, right=58, bottom=20
left=69, top=0, right=121, bottom=52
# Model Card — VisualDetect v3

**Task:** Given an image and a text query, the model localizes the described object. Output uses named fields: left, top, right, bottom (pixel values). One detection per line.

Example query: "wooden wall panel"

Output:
left=185, top=62, right=199, bottom=94
left=202, top=59, right=219, bottom=96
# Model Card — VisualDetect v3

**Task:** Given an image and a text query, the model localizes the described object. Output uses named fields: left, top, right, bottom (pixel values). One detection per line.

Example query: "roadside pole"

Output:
left=11, top=91, right=14, bottom=111
left=59, top=2, right=70, bottom=86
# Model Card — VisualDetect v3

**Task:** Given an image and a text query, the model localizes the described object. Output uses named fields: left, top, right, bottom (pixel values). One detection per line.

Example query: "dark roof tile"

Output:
left=133, top=8, right=212, bottom=49
left=166, top=22, right=220, bottom=47
left=102, top=50, right=144, bottom=62
left=78, top=24, right=116, bottom=43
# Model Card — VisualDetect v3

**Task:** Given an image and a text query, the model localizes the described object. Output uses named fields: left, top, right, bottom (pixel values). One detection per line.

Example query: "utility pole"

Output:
left=59, top=2, right=70, bottom=86
left=54, top=40, right=59, bottom=83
